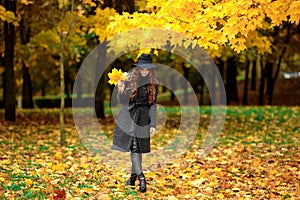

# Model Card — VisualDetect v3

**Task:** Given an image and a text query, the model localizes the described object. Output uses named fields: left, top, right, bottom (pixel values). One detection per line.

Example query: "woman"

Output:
left=112, top=54, right=158, bottom=193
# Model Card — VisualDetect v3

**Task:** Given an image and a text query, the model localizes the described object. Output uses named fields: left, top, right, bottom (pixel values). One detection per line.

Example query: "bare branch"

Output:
left=62, top=0, right=77, bottom=43
left=49, top=0, right=60, bottom=37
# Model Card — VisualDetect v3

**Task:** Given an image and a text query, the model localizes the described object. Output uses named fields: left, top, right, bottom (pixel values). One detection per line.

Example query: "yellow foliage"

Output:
left=216, top=193, right=225, bottom=199
left=0, top=5, right=18, bottom=26
left=0, top=177, right=5, bottom=183
left=97, top=0, right=300, bottom=54
left=288, top=1, right=300, bottom=23
left=167, top=196, right=178, bottom=200
left=25, top=179, right=33, bottom=186
left=51, top=163, right=66, bottom=172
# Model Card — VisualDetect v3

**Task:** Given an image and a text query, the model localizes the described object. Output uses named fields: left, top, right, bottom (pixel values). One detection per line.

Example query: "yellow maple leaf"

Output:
left=52, top=163, right=65, bottom=172
left=81, top=163, right=88, bottom=169
left=213, top=167, right=222, bottom=172
left=25, top=179, right=33, bottom=186
left=81, top=187, right=93, bottom=193
left=231, top=167, right=240, bottom=173
left=167, top=196, right=178, bottom=200
left=107, top=68, right=127, bottom=86
left=296, top=185, right=300, bottom=195
left=199, top=169, right=207, bottom=177
left=216, top=193, right=225, bottom=199
left=54, top=151, right=63, bottom=160
left=0, top=177, right=5, bottom=183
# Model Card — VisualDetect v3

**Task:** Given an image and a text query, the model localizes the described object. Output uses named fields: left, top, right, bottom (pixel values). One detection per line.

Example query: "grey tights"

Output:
left=130, top=153, right=142, bottom=175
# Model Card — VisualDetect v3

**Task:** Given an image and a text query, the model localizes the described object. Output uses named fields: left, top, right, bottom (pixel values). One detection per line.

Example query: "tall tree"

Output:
left=20, top=13, right=34, bottom=108
left=4, top=0, right=17, bottom=121
left=258, top=57, right=267, bottom=105
left=91, top=0, right=132, bottom=118
left=226, top=57, right=239, bottom=105
left=95, top=42, right=106, bottom=119
left=251, top=60, right=256, bottom=91
left=242, top=59, right=250, bottom=105
left=181, top=62, right=190, bottom=105
left=1, top=3, right=18, bottom=108
left=49, top=0, right=77, bottom=145
left=266, top=22, right=292, bottom=105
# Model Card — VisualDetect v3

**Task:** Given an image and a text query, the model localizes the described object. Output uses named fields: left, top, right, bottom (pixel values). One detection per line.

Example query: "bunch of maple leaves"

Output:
left=0, top=106, right=299, bottom=199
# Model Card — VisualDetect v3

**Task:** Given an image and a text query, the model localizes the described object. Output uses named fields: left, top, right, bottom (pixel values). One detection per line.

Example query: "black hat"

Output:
left=132, top=54, right=158, bottom=69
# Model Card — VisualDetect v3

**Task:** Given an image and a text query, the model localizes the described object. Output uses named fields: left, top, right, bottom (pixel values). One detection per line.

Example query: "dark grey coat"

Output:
left=112, top=80, right=157, bottom=153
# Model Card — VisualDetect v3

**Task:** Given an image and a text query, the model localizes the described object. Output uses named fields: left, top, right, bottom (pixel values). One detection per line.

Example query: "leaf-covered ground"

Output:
left=0, top=107, right=299, bottom=199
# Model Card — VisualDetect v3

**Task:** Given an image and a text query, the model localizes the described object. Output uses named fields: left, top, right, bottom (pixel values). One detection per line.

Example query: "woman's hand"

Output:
left=117, top=80, right=125, bottom=93
left=150, top=127, right=156, bottom=135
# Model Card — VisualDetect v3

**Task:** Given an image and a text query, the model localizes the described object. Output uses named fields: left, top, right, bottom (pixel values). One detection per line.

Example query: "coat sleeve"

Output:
left=149, top=85, right=158, bottom=128
left=149, top=104, right=157, bottom=128
left=117, top=91, right=130, bottom=104
left=117, top=81, right=131, bottom=104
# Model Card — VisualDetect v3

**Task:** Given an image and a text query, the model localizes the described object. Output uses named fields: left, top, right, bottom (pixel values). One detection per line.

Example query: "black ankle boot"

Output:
left=126, top=173, right=137, bottom=186
left=137, top=173, right=146, bottom=193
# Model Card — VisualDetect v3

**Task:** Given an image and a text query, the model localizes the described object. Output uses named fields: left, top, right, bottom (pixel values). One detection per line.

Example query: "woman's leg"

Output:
left=131, top=152, right=142, bottom=175
left=130, top=137, right=143, bottom=174
left=131, top=152, right=146, bottom=192
left=126, top=153, right=142, bottom=186
left=128, top=137, right=146, bottom=192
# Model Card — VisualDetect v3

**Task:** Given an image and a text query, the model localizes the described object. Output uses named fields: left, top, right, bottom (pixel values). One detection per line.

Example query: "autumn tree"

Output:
left=3, top=0, right=17, bottom=121
left=0, top=4, right=18, bottom=109
left=46, top=0, right=81, bottom=145
left=264, top=22, right=294, bottom=105
left=28, top=0, right=85, bottom=144
left=19, top=3, right=35, bottom=109
left=98, top=0, right=300, bottom=105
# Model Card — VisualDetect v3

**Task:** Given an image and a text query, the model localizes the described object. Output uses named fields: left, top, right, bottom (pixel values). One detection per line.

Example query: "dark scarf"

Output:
left=138, top=74, right=150, bottom=86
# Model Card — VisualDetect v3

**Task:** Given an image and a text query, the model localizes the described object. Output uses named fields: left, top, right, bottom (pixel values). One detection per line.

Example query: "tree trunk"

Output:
left=75, top=75, right=82, bottom=100
left=199, top=78, right=204, bottom=105
left=95, top=77, right=105, bottom=119
left=268, top=49, right=287, bottom=105
left=41, top=85, right=46, bottom=96
left=95, top=43, right=106, bottom=119
left=64, top=69, right=70, bottom=98
left=266, top=61, right=273, bottom=96
left=209, top=67, right=216, bottom=105
left=251, top=59, right=256, bottom=91
left=215, top=58, right=225, bottom=105
left=115, top=0, right=135, bottom=14
left=59, top=41, right=66, bottom=145
left=226, top=57, right=239, bottom=105
left=0, top=1, right=2, bottom=105
left=217, top=58, right=225, bottom=80
left=170, top=73, right=176, bottom=102
left=55, top=0, right=77, bottom=145
left=258, top=58, right=266, bottom=105
left=268, top=22, right=291, bottom=105
left=2, top=72, right=5, bottom=106
left=242, top=59, right=250, bottom=105
left=20, top=17, right=34, bottom=108
left=22, top=62, right=34, bottom=108
left=103, top=0, right=112, bottom=8
left=4, top=0, right=16, bottom=121
left=128, top=0, right=135, bottom=13
left=182, top=62, right=190, bottom=105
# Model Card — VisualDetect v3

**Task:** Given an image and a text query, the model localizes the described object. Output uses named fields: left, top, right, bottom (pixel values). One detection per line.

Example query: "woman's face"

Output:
left=138, top=67, right=150, bottom=77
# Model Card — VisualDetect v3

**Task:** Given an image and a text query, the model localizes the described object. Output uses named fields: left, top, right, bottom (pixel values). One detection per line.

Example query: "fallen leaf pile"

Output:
left=0, top=107, right=299, bottom=199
